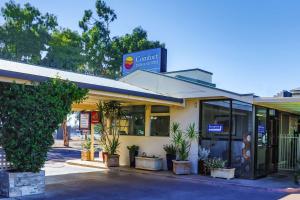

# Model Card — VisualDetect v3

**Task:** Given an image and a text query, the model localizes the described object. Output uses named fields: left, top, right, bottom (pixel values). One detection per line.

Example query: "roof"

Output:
left=163, top=68, right=213, bottom=75
left=0, top=59, right=183, bottom=104
left=120, top=69, right=256, bottom=103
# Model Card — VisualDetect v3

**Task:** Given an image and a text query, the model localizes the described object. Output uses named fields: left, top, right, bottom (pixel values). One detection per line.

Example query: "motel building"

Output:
left=1, top=48, right=300, bottom=179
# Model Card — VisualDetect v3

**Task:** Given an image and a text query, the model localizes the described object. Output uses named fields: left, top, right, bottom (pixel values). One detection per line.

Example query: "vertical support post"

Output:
left=90, top=123, right=95, bottom=161
left=145, top=105, right=151, bottom=136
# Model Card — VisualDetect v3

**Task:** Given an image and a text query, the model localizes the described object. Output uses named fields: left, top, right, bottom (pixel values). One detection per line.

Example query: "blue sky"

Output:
left=1, top=0, right=300, bottom=97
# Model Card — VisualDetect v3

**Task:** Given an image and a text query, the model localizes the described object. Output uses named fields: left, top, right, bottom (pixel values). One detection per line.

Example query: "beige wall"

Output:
left=117, top=99, right=200, bottom=174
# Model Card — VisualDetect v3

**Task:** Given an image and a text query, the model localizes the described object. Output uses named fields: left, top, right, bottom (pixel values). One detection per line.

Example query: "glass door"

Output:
left=267, top=110, right=279, bottom=174
left=255, top=107, right=268, bottom=177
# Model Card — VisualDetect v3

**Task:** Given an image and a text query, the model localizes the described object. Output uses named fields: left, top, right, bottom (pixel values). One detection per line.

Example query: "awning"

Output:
left=254, top=97, right=300, bottom=115
left=0, top=59, right=184, bottom=109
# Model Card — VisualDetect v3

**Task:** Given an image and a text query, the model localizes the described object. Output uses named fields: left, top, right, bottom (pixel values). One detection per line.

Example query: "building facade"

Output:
left=1, top=59, right=300, bottom=179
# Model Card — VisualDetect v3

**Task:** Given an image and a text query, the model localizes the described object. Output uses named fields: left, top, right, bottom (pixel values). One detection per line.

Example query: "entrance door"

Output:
left=255, top=107, right=268, bottom=177
left=267, top=110, right=279, bottom=174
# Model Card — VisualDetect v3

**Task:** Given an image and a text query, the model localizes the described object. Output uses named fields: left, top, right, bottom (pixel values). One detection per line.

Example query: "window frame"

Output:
left=150, top=106, right=170, bottom=137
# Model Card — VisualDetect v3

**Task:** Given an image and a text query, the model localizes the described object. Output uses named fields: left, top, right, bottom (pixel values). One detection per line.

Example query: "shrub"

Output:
left=171, top=122, right=198, bottom=161
left=205, top=158, right=226, bottom=169
left=0, top=79, right=87, bottom=172
left=97, top=101, right=123, bottom=155
left=163, top=144, right=176, bottom=155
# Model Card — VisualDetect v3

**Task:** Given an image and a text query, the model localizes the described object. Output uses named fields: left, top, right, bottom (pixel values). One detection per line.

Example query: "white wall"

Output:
left=117, top=99, right=200, bottom=174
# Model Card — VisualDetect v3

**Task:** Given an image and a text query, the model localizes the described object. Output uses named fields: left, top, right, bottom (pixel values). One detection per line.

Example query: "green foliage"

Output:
left=82, top=137, right=91, bottom=151
left=42, top=29, right=84, bottom=71
left=0, top=1, right=165, bottom=77
left=97, top=101, right=124, bottom=155
left=0, top=79, right=87, bottom=172
left=107, top=27, right=165, bottom=78
left=170, top=122, right=198, bottom=161
left=127, top=145, right=139, bottom=153
left=205, top=158, right=226, bottom=169
left=0, top=0, right=57, bottom=64
left=79, top=0, right=117, bottom=75
left=163, top=144, right=177, bottom=155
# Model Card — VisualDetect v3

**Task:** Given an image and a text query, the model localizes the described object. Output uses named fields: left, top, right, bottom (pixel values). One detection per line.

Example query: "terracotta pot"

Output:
left=81, top=150, right=91, bottom=161
left=172, top=160, right=191, bottom=175
left=106, top=154, right=119, bottom=167
left=101, top=152, right=108, bottom=163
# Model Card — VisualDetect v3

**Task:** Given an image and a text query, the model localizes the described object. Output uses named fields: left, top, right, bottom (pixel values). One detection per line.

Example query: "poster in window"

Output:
left=80, top=112, right=90, bottom=130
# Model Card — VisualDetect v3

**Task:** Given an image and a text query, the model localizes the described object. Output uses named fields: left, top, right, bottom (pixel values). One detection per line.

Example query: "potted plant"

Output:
left=127, top=145, right=139, bottom=167
left=198, top=146, right=210, bottom=175
left=163, top=144, right=176, bottom=171
left=135, top=153, right=163, bottom=171
left=97, top=101, right=123, bottom=167
left=205, top=158, right=235, bottom=180
left=0, top=79, right=87, bottom=198
left=171, top=122, right=198, bottom=175
left=81, top=137, right=91, bottom=161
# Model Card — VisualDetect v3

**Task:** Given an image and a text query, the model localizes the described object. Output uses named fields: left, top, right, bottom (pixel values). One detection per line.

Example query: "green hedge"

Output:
left=0, top=79, right=87, bottom=172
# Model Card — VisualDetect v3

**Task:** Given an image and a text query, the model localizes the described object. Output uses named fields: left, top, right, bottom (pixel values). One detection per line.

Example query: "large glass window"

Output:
left=201, top=100, right=253, bottom=178
left=231, top=101, right=253, bottom=177
left=117, top=106, right=145, bottom=136
left=201, top=100, right=231, bottom=162
left=150, top=106, right=170, bottom=136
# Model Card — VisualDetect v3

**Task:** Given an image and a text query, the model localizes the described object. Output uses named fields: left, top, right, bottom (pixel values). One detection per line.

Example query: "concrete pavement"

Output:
left=22, top=170, right=288, bottom=200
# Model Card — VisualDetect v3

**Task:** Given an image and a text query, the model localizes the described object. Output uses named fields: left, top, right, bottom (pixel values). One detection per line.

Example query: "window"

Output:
left=150, top=106, right=170, bottom=136
left=117, top=106, right=145, bottom=136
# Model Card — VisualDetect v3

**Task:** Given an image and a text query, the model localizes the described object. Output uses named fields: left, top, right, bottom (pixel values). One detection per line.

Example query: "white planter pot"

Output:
left=211, top=168, right=235, bottom=180
left=0, top=170, right=45, bottom=198
left=172, top=160, right=191, bottom=175
left=135, top=157, right=163, bottom=171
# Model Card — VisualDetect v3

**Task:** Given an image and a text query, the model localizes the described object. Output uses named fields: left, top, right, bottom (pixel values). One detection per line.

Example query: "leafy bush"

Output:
left=163, top=144, right=176, bottom=155
left=198, top=146, right=210, bottom=161
left=205, top=158, right=226, bottom=169
left=82, top=137, right=92, bottom=151
left=127, top=145, right=139, bottom=153
left=0, top=79, right=87, bottom=172
left=97, top=101, right=123, bottom=155
left=171, top=122, right=198, bottom=161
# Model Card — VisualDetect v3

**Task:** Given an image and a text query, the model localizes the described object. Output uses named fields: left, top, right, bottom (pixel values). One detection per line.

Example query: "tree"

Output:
left=42, top=29, right=84, bottom=72
left=106, top=27, right=165, bottom=79
left=0, top=0, right=57, bottom=64
left=0, top=79, right=87, bottom=172
left=79, top=0, right=117, bottom=75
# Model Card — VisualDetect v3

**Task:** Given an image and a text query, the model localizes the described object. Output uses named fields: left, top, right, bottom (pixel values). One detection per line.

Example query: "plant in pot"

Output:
left=0, top=79, right=87, bottom=198
left=163, top=144, right=176, bottom=171
left=198, top=146, right=210, bottom=175
left=127, top=145, right=139, bottom=168
left=171, top=122, right=198, bottom=175
left=97, top=101, right=123, bottom=167
left=205, top=158, right=235, bottom=180
left=81, top=137, right=91, bottom=161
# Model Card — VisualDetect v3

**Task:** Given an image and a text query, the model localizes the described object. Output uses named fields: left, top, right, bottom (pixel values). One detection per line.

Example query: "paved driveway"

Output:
left=38, top=147, right=295, bottom=200
left=21, top=170, right=289, bottom=200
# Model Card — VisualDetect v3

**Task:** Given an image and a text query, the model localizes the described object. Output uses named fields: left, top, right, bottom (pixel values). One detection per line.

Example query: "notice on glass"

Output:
left=80, top=112, right=90, bottom=130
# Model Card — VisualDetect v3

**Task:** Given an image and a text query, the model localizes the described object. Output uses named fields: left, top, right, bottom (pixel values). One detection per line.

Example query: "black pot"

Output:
left=129, top=150, right=138, bottom=168
left=166, top=154, right=176, bottom=171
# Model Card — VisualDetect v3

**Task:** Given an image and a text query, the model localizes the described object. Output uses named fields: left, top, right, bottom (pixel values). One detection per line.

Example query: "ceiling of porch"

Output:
left=254, top=97, right=300, bottom=115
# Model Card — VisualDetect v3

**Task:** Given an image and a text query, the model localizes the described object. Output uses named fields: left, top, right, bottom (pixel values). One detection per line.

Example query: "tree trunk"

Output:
left=62, top=119, right=69, bottom=147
